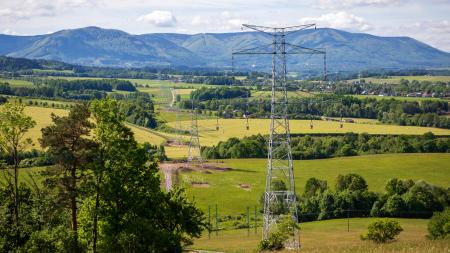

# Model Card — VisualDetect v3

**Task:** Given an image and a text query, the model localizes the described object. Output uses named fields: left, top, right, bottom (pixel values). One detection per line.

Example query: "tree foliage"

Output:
left=202, top=133, right=450, bottom=160
left=40, top=104, right=97, bottom=252
left=427, top=208, right=450, bottom=240
left=360, top=219, right=403, bottom=243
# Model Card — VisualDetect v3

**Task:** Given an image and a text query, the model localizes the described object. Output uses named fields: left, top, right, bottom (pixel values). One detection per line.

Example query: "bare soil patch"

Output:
left=159, top=161, right=233, bottom=190
left=238, top=184, right=251, bottom=191
left=192, top=182, right=210, bottom=188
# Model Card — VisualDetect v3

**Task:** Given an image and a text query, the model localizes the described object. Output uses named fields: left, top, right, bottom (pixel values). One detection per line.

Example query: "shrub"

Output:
left=360, top=219, right=403, bottom=243
left=257, top=215, right=299, bottom=251
left=427, top=209, right=450, bottom=240
left=258, top=231, right=286, bottom=251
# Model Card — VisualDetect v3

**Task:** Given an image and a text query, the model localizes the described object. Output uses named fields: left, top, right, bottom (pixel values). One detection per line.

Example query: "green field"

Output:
left=17, top=106, right=170, bottom=149
left=8, top=105, right=450, bottom=160
left=181, top=154, right=450, bottom=214
left=0, top=78, right=34, bottom=87
left=192, top=218, right=449, bottom=253
left=168, top=118, right=450, bottom=147
left=348, top=75, right=450, bottom=84
left=32, top=69, right=74, bottom=74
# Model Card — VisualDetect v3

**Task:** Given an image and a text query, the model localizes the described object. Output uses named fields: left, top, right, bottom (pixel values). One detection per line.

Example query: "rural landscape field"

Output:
left=1, top=0, right=450, bottom=253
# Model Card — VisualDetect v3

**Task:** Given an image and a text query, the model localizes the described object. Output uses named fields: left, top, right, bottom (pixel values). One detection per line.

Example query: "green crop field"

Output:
left=348, top=75, right=450, bottom=84
left=192, top=218, right=449, bottom=253
left=180, top=154, right=450, bottom=214
left=32, top=69, right=74, bottom=74
left=0, top=78, right=34, bottom=87
left=168, top=119, right=450, bottom=146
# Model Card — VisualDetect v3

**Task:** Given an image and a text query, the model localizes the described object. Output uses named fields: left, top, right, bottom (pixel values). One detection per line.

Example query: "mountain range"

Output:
left=1, top=26, right=449, bottom=71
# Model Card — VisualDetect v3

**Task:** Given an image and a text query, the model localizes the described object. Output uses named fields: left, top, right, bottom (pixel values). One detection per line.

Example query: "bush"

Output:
left=360, top=219, right=403, bottom=243
left=427, top=209, right=450, bottom=240
left=257, top=215, right=299, bottom=251
left=258, top=231, right=286, bottom=251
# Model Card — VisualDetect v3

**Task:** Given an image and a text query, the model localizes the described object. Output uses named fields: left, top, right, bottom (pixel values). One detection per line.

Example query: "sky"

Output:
left=1, top=0, right=450, bottom=52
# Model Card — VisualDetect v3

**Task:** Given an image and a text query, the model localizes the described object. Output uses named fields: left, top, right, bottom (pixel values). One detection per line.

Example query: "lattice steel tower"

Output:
left=233, top=24, right=325, bottom=249
left=187, top=101, right=203, bottom=164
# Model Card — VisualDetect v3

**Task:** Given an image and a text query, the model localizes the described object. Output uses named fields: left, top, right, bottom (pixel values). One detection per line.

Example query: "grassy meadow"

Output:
left=168, top=118, right=450, bottom=147
left=0, top=78, right=34, bottom=87
left=181, top=154, right=450, bottom=214
left=12, top=105, right=450, bottom=159
left=19, top=106, right=171, bottom=150
left=192, top=218, right=449, bottom=253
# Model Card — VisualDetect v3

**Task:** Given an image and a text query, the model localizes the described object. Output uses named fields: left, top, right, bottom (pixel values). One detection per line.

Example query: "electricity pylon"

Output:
left=233, top=24, right=325, bottom=249
left=187, top=100, right=203, bottom=165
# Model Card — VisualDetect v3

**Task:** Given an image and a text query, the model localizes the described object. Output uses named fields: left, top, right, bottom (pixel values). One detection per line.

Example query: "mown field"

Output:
left=0, top=78, right=34, bottom=87
left=168, top=118, right=450, bottom=147
left=181, top=154, right=450, bottom=214
left=18, top=106, right=170, bottom=149
left=192, top=218, right=449, bottom=253
left=13, top=106, right=450, bottom=159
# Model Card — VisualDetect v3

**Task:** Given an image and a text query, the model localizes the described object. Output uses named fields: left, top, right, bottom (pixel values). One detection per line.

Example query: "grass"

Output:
left=32, top=69, right=74, bottom=74
left=6, top=96, right=75, bottom=107
left=8, top=106, right=450, bottom=160
left=192, top=218, right=449, bottom=253
left=18, top=106, right=172, bottom=149
left=181, top=154, right=450, bottom=214
left=0, top=78, right=34, bottom=87
left=23, top=106, right=68, bottom=148
left=348, top=75, right=450, bottom=84
left=167, top=119, right=450, bottom=146
left=158, top=109, right=193, bottom=123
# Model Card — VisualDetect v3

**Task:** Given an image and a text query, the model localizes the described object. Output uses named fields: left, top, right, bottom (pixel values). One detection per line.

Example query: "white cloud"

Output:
left=300, top=11, right=373, bottom=32
left=0, top=0, right=95, bottom=20
left=316, top=0, right=406, bottom=9
left=137, top=10, right=177, bottom=27
left=191, top=15, right=210, bottom=26
left=2, top=28, right=16, bottom=35
left=190, top=12, right=247, bottom=31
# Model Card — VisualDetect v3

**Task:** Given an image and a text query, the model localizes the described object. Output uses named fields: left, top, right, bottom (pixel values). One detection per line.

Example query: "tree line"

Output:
left=0, top=78, right=136, bottom=100
left=0, top=100, right=204, bottom=252
left=190, top=87, right=250, bottom=101
left=294, top=174, right=450, bottom=222
left=201, top=133, right=450, bottom=159
left=185, top=94, right=450, bottom=128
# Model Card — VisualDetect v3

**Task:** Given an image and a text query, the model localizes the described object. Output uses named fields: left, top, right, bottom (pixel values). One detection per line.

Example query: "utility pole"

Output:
left=233, top=24, right=325, bottom=249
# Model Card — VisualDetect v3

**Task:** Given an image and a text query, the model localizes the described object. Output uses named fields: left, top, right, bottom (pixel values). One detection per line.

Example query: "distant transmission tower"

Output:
left=187, top=100, right=203, bottom=165
left=174, top=91, right=184, bottom=146
left=233, top=24, right=325, bottom=249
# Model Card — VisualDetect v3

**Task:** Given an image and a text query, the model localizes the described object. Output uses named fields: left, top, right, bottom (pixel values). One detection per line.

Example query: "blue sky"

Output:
left=1, top=0, right=449, bottom=51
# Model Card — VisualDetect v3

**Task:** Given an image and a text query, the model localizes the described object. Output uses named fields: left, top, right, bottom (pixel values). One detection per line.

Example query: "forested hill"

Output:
left=0, top=26, right=449, bottom=70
